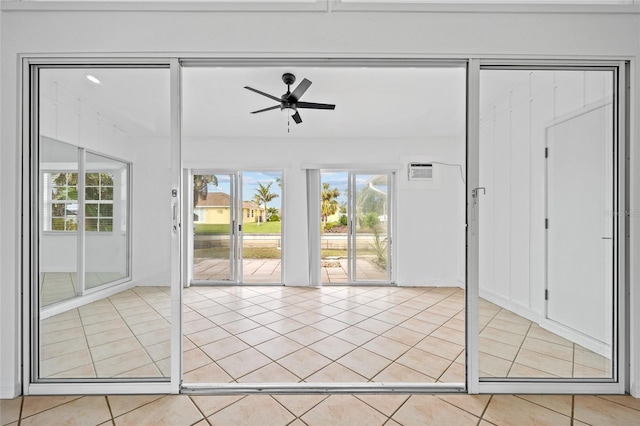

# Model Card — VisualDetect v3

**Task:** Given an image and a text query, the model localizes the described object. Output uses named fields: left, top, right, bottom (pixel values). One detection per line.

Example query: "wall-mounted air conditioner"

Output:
left=408, top=163, right=433, bottom=181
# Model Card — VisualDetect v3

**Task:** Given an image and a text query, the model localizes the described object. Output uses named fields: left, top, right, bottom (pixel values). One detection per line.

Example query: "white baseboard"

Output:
left=1, top=382, right=21, bottom=399
left=40, top=269, right=172, bottom=318
left=41, top=280, right=136, bottom=319
left=632, top=378, right=640, bottom=398
left=479, top=288, right=541, bottom=323
left=539, top=318, right=611, bottom=359
left=133, top=269, right=171, bottom=287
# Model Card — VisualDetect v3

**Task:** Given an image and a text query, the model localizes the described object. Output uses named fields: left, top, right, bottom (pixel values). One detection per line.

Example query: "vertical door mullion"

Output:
left=77, top=148, right=86, bottom=296
left=348, top=172, right=355, bottom=282
left=466, top=59, right=480, bottom=394
left=27, top=63, right=39, bottom=388
left=183, top=169, right=192, bottom=289
left=236, top=172, right=242, bottom=284
left=308, top=169, right=322, bottom=286
left=387, top=172, right=392, bottom=283
left=615, top=62, right=627, bottom=390
left=169, top=58, right=182, bottom=393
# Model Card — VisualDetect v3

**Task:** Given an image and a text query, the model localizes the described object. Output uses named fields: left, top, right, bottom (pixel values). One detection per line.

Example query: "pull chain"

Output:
left=287, top=83, right=291, bottom=133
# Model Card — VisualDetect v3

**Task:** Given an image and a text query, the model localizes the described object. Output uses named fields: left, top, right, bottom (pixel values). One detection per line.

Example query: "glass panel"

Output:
left=241, top=171, right=283, bottom=283
left=321, top=171, right=349, bottom=284
left=84, top=152, right=129, bottom=290
left=40, top=139, right=79, bottom=306
left=353, top=173, right=390, bottom=282
left=37, top=67, right=171, bottom=381
left=192, top=173, right=235, bottom=282
left=479, top=69, right=615, bottom=379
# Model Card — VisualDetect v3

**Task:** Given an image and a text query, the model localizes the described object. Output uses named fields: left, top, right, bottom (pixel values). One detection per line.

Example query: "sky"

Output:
left=203, top=170, right=386, bottom=210
left=205, top=171, right=282, bottom=209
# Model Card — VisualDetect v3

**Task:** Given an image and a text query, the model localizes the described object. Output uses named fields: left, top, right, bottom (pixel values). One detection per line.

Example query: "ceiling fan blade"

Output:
left=296, top=101, right=336, bottom=110
left=250, top=105, right=281, bottom=114
left=289, top=78, right=312, bottom=101
left=244, top=86, right=281, bottom=102
left=291, top=111, right=302, bottom=124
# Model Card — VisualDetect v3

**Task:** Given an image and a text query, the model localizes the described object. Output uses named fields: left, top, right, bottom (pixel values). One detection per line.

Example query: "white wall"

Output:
left=479, top=71, right=614, bottom=352
left=132, top=135, right=172, bottom=286
left=1, top=5, right=639, bottom=398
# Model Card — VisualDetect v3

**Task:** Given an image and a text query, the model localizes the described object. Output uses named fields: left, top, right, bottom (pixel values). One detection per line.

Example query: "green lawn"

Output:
left=195, top=222, right=281, bottom=235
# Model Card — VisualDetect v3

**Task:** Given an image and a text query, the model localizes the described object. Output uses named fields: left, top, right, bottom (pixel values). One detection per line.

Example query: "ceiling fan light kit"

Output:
left=245, top=73, right=336, bottom=131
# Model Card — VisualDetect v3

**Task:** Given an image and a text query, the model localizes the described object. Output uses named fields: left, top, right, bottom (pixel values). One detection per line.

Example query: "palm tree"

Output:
left=193, top=175, right=218, bottom=208
left=253, top=181, right=279, bottom=226
left=321, top=182, right=340, bottom=224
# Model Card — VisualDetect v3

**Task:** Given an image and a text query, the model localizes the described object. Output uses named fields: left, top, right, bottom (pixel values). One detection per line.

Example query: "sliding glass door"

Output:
left=33, top=66, right=174, bottom=384
left=351, top=173, right=392, bottom=283
left=190, top=170, right=283, bottom=285
left=192, top=172, right=237, bottom=283
left=476, top=66, right=621, bottom=384
left=321, top=171, right=393, bottom=285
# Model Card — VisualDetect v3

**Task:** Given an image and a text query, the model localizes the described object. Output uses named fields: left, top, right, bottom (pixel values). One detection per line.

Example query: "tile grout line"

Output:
left=479, top=394, right=494, bottom=423
left=104, top=395, right=115, bottom=424
left=382, top=392, right=413, bottom=424
left=271, top=393, right=329, bottom=424
left=17, top=395, right=25, bottom=426
left=123, top=288, right=171, bottom=377
left=513, top=394, right=574, bottom=419
left=433, top=394, right=486, bottom=422
left=501, top=307, right=533, bottom=378
left=18, top=396, right=83, bottom=422
left=186, top=395, right=211, bottom=425
left=353, top=393, right=409, bottom=421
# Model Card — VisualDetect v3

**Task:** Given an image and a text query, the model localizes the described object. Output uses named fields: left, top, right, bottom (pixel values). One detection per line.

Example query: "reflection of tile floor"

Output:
left=40, top=272, right=127, bottom=307
left=40, top=287, right=171, bottom=378
left=3, top=393, right=640, bottom=426
left=39, top=285, right=610, bottom=381
left=479, top=299, right=611, bottom=378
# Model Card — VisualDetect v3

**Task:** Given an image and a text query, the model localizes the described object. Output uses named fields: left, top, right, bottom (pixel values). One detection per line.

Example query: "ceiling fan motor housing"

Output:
left=282, top=73, right=296, bottom=86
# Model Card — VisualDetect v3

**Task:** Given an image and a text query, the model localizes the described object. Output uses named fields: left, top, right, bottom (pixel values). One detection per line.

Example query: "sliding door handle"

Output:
left=172, top=204, right=178, bottom=231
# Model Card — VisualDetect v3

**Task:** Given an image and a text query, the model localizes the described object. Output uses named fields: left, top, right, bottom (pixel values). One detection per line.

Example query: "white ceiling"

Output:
left=43, top=66, right=467, bottom=140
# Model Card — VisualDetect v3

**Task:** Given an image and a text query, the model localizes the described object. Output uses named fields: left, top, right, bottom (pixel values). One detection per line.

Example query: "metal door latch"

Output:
left=472, top=187, right=486, bottom=198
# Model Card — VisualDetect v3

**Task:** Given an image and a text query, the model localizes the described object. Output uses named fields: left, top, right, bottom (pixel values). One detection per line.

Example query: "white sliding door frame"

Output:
left=475, top=60, right=628, bottom=395
left=23, top=58, right=180, bottom=395
left=20, top=57, right=630, bottom=396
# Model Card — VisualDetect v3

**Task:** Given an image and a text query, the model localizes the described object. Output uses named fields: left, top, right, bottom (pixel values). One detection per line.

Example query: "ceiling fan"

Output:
left=244, top=73, right=336, bottom=125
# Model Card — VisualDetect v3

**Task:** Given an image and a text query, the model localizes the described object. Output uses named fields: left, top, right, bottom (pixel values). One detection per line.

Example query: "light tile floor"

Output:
left=39, top=285, right=610, bottom=381
left=2, top=393, right=640, bottom=425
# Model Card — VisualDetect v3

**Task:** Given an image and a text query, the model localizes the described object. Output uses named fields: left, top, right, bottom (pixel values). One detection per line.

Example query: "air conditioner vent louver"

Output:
left=408, top=163, right=433, bottom=181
